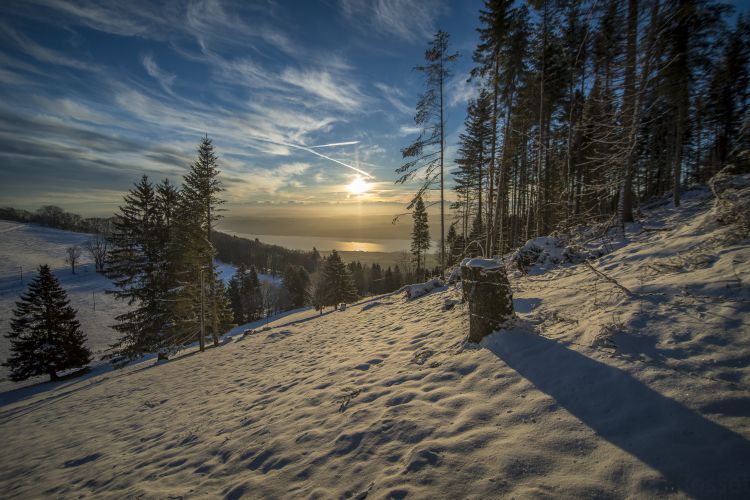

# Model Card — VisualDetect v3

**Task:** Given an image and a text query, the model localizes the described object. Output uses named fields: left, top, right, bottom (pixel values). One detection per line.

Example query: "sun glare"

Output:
left=347, top=175, right=370, bottom=195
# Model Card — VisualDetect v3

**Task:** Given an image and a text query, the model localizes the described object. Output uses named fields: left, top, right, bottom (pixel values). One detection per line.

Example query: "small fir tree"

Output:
left=411, top=195, right=431, bottom=279
left=4, top=265, right=91, bottom=381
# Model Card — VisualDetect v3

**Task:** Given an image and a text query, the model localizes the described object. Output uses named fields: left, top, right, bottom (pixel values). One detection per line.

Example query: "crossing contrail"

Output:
left=246, top=136, right=374, bottom=178
left=307, top=141, right=360, bottom=149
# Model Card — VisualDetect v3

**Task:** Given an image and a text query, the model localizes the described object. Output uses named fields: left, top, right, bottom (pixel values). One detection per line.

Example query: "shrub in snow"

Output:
left=460, top=258, right=514, bottom=343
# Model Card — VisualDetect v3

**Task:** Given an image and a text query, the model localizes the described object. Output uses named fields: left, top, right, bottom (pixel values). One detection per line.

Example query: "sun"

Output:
left=347, top=175, right=370, bottom=195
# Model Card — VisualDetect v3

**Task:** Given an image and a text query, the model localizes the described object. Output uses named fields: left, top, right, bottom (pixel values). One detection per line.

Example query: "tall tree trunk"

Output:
left=487, top=58, right=500, bottom=256
left=672, top=0, right=690, bottom=208
left=494, top=100, right=513, bottom=254
left=439, top=52, right=445, bottom=279
left=536, top=0, right=548, bottom=237
left=618, top=0, right=639, bottom=228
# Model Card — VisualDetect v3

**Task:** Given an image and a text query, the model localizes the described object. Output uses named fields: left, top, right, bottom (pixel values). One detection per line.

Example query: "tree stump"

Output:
left=461, top=258, right=514, bottom=343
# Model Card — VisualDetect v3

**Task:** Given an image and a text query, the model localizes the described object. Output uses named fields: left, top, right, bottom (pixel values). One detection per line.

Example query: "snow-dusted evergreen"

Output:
left=106, top=175, right=180, bottom=360
left=4, top=264, right=91, bottom=381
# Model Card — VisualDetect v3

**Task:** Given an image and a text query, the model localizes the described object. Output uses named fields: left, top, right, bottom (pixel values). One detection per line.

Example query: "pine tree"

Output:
left=242, top=266, right=263, bottom=321
left=454, top=88, right=493, bottom=247
left=319, top=250, right=357, bottom=308
left=396, top=30, right=458, bottom=278
left=4, top=264, right=91, bottom=381
left=227, top=272, right=245, bottom=324
left=107, top=175, right=173, bottom=360
left=369, top=263, right=383, bottom=294
left=411, top=196, right=431, bottom=279
left=282, top=264, right=310, bottom=309
left=179, top=136, right=227, bottom=349
left=706, top=13, right=749, bottom=168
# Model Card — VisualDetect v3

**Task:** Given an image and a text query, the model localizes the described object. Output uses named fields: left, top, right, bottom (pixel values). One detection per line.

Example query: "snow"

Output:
left=214, top=260, right=282, bottom=286
left=1, top=187, right=749, bottom=498
left=0, top=221, right=131, bottom=391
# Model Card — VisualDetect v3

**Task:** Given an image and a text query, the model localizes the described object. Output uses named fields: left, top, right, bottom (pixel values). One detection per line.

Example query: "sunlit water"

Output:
left=220, top=232, right=413, bottom=253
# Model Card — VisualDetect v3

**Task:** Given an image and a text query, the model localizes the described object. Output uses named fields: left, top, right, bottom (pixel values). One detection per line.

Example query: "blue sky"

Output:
left=0, top=0, right=484, bottom=237
left=1, top=0, right=746, bottom=245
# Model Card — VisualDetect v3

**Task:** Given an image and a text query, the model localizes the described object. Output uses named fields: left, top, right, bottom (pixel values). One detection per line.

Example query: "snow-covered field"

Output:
left=0, top=189, right=749, bottom=498
left=0, top=221, right=131, bottom=391
left=214, top=260, right=281, bottom=286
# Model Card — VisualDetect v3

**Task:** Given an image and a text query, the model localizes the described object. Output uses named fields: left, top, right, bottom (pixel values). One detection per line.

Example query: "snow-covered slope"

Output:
left=0, top=190, right=749, bottom=498
left=0, top=221, right=131, bottom=391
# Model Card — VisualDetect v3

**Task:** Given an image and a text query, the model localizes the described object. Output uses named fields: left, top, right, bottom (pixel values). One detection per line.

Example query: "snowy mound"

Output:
left=508, top=235, right=600, bottom=275
left=402, top=278, right=444, bottom=299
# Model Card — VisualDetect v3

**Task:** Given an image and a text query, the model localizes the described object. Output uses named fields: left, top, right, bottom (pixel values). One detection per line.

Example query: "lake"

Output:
left=220, top=232, right=414, bottom=253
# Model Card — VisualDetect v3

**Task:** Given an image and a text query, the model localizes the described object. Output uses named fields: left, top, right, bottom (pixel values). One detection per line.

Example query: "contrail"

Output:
left=246, top=136, right=374, bottom=179
left=307, top=141, right=360, bottom=149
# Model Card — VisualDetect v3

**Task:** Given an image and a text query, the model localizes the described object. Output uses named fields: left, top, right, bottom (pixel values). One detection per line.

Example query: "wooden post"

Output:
left=199, top=268, right=205, bottom=352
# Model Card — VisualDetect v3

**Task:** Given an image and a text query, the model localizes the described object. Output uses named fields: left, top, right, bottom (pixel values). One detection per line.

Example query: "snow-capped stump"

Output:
left=460, top=258, right=514, bottom=343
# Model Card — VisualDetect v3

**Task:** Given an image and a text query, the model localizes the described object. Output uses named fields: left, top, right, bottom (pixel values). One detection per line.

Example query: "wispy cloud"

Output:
left=280, top=68, right=365, bottom=111
left=339, top=0, right=446, bottom=43
left=398, top=125, right=421, bottom=136
left=0, top=21, right=98, bottom=71
left=374, top=82, right=412, bottom=115
left=447, top=73, right=476, bottom=108
left=141, top=54, right=176, bottom=93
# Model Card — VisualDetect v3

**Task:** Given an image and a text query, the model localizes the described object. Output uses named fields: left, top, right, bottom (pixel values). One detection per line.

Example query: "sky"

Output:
left=1, top=0, right=746, bottom=249
left=0, top=0, right=487, bottom=246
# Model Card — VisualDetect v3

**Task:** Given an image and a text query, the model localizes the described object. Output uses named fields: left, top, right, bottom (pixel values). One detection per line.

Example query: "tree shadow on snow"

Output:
left=485, top=328, right=750, bottom=499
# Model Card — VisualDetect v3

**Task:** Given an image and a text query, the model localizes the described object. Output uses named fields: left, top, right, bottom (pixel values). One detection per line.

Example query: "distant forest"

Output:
left=0, top=206, right=416, bottom=293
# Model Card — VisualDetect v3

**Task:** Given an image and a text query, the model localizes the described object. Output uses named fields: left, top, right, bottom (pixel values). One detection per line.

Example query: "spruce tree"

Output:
left=227, top=272, right=245, bottom=324
left=282, top=264, right=310, bottom=309
left=107, top=175, right=173, bottom=360
left=4, top=264, right=91, bottom=381
left=179, top=136, right=228, bottom=349
left=411, top=196, right=431, bottom=279
left=242, top=266, right=262, bottom=321
left=319, top=250, right=357, bottom=308
left=454, top=88, right=493, bottom=246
